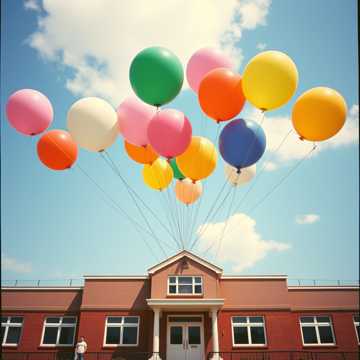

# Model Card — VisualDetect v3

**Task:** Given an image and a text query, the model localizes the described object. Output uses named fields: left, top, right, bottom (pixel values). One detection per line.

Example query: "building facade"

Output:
left=1, top=250, right=359, bottom=359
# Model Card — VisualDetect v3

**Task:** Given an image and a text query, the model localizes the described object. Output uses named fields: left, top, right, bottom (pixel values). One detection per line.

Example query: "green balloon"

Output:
left=170, top=159, right=185, bottom=180
left=129, top=47, right=184, bottom=106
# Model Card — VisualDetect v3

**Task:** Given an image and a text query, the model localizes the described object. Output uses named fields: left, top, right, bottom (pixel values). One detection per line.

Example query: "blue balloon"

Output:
left=219, top=118, right=266, bottom=169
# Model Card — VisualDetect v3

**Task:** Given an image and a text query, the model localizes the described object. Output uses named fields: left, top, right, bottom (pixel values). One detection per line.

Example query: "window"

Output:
left=300, top=316, right=335, bottom=345
left=41, top=317, right=77, bottom=346
left=168, top=276, right=202, bottom=295
left=104, top=317, right=139, bottom=346
left=1, top=316, right=23, bottom=346
left=354, top=315, right=360, bottom=344
left=232, top=316, right=266, bottom=346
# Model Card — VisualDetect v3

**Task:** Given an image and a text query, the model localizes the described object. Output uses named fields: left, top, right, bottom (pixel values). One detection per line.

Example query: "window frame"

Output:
left=40, top=316, right=77, bottom=347
left=354, top=315, right=360, bottom=345
left=231, top=316, right=267, bottom=347
left=1, top=316, right=24, bottom=347
left=299, top=315, right=336, bottom=346
left=167, top=275, right=203, bottom=296
left=103, top=316, right=140, bottom=347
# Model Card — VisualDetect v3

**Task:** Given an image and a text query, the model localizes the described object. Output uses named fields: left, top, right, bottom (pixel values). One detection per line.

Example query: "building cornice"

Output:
left=221, top=275, right=288, bottom=280
left=83, top=276, right=148, bottom=280
left=1, top=287, right=83, bottom=291
left=288, top=286, right=359, bottom=290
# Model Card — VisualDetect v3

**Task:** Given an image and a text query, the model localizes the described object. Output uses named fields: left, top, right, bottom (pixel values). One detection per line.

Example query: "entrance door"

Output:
left=167, top=317, right=204, bottom=360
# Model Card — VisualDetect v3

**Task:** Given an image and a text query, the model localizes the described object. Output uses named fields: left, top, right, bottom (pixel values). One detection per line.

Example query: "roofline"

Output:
left=1, top=287, right=83, bottom=291
left=288, top=286, right=360, bottom=290
left=84, top=275, right=148, bottom=280
left=221, top=275, right=288, bottom=280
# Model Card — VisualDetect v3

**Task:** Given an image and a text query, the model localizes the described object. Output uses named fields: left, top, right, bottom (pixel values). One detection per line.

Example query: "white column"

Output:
left=149, top=308, right=162, bottom=360
left=210, top=308, right=222, bottom=360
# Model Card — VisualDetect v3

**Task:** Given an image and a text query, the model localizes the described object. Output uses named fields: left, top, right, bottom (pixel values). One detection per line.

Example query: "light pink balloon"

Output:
left=6, top=89, right=53, bottom=136
left=186, top=47, right=234, bottom=93
left=117, top=96, right=157, bottom=146
left=147, top=109, right=192, bottom=158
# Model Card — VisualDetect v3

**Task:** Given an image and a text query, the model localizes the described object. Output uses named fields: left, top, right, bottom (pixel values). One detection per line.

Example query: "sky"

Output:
left=1, top=0, right=358, bottom=286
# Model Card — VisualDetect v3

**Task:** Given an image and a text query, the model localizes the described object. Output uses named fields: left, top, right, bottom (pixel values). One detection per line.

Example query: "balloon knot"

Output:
left=192, top=179, right=196, bottom=184
left=236, top=168, right=241, bottom=174
left=299, top=136, right=304, bottom=141
left=260, top=108, right=267, bottom=113
left=30, top=132, right=36, bottom=136
left=99, top=149, right=105, bottom=153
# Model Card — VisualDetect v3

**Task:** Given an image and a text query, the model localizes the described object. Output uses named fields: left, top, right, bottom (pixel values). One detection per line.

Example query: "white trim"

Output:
left=147, top=250, right=223, bottom=275
left=289, top=286, right=359, bottom=290
left=231, top=316, right=267, bottom=347
left=40, top=316, right=77, bottom=347
left=353, top=315, right=360, bottom=345
left=299, top=315, right=336, bottom=346
left=1, top=287, right=83, bottom=290
left=147, top=298, right=224, bottom=309
left=222, top=275, right=287, bottom=280
left=167, top=275, right=203, bottom=296
left=84, top=276, right=148, bottom=280
left=103, top=316, right=140, bottom=347
left=1, top=316, right=24, bottom=346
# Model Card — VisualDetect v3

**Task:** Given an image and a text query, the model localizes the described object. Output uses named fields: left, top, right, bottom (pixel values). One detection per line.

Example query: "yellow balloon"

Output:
left=242, top=51, right=298, bottom=111
left=176, top=136, right=217, bottom=181
left=143, top=158, right=173, bottom=190
left=175, top=178, right=203, bottom=205
left=292, top=87, right=347, bottom=142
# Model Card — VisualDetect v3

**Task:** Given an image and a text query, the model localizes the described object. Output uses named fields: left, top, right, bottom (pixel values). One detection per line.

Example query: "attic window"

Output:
left=168, top=276, right=203, bottom=295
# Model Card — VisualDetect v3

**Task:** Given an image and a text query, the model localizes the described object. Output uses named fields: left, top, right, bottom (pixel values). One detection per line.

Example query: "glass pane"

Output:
left=106, top=327, right=120, bottom=344
left=10, top=317, right=23, bottom=324
left=178, top=277, right=192, bottom=284
left=318, top=326, right=334, bottom=344
left=178, top=284, right=192, bottom=294
left=169, top=285, right=177, bottom=294
left=250, top=326, right=265, bottom=344
left=233, top=326, right=249, bottom=344
left=169, top=277, right=176, bottom=284
left=249, top=317, right=263, bottom=323
left=300, top=317, right=314, bottom=323
left=59, top=327, right=75, bottom=345
left=1, top=326, right=5, bottom=343
left=5, top=327, right=21, bottom=344
left=1, top=317, right=8, bottom=323
left=124, top=317, right=139, bottom=324
left=43, top=327, right=58, bottom=344
left=170, top=326, right=182, bottom=345
left=302, top=326, right=318, bottom=344
left=122, top=326, right=138, bottom=345
left=62, top=317, right=76, bottom=324
left=194, top=285, right=202, bottom=294
left=107, top=317, right=122, bottom=324
left=232, top=317, right=247, bottom=324
left=316, top=316, right=330, bottom=323
left=188, top=326, right=200, bottom=344
left=46, top=317, right=60, bottom=324
left=354, top=315, right=360, bottom=322
left=194, top=277, right=202, bottom=283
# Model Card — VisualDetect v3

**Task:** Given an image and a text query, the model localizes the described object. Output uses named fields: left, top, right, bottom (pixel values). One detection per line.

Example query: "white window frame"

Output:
left=103, top=316, right=140, bottom=347
left=354, top=315, right=360, bottom=344
left=167, top=275, right=203, bottom=296
left=231, top=316, right=267, bottom=347
left=299, top=316, right=336, bottom=346
left=40, top=316, right=77, bottom=347
left=1, top=316, right=24, bottom=347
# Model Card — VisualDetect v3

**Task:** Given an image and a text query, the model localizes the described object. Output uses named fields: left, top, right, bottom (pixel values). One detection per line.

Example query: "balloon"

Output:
left=129, top=47, right=183, bottom=106
left=176, top=136, right=217, bottom=181
left=37, top=130, right=78, bottom=171
left=124, top=141, right=158, bottom=165
left=6, top=89, right=53, bottom=136
left=143, top=158, right=173, bottom=191
left=242, top=51, right=298, bottom=111
left=186, top=47, right=234, bottom=93
left=67, top=97, right=118, bottom=152
left=224, top=163, right=256, bottom=187
left=147, top=109, right=192, bottom=158
left=292, top=87, right=347, bottom=142
left=169, top=159, right=185, bottom=180
left=198, top=68, right=245, bottom=122
left=175, top=178, right=203, bottom=205
left=117, top=96, right=157, bottom=146
left=219, top=119, right=266, bottom=169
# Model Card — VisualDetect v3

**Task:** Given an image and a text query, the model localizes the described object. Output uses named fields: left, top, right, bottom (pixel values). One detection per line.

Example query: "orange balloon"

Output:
left=198, top=68, right=246, bottom=122
left=37, top=130, right=78, bottom=170
left=124, top=141, right=158, bottom=164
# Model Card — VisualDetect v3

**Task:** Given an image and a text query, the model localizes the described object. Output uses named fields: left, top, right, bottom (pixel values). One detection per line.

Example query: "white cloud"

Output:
left=256, top=42, right=267, bottom=50
left=196, top=213, right=290, bottom=272
left=24, top=0, right=41, bottom=12
left=249, top=104, right=359, bottom=169
left=27, top=0, right=271, bottom=106
left=295, top=214, right=320, bottom=225
left=1, top=255, right=32, bottom=274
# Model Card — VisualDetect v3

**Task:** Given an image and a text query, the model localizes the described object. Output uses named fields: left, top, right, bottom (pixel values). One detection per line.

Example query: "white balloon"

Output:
left=224, top=163, right=256, bottom=186
left=67, top=97, right=118, bottom=152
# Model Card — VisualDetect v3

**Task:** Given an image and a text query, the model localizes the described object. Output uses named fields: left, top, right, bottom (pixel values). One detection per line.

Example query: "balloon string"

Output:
left=165, top=184, right=183, bottom=249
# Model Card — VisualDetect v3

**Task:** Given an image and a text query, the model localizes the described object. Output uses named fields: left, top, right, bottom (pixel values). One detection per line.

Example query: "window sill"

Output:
left=2, top=344, right=19, bottom=348
left=39, top=345, right=75, bottom=348
left=232, top=345, right=268, bottom=349
left=166, top=294, right=204, bottom=297
left=102, top=345, right=138, bottom=348
left=302, top=344, right=337, bottom=348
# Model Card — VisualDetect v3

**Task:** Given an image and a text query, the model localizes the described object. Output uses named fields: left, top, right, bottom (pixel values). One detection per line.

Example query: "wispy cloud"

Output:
left=24, top=0, right=41, bottom=12
left=197, top=213, right=290, bottom=272
left=296, top=214, right=320, bottom=225
left=1, top=255, right=32, bottom=274
left=256, top=42, right=267, bottom=50
left=27, top=0, right=271, bottom=105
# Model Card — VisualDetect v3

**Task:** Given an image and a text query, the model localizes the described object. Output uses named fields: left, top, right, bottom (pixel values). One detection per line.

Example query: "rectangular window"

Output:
left=1, top=316, right=23, bottom=346
left=168, top=276, right=203, bottom=295
left=41, top=317, right=76, bottom=346
left=300, top=316, right=335, bottom=345
left=354, top=315, right=360, bottom=344
left=232, top=316, right=266, bottom=346
left=104, top=317, right=139, bottom=346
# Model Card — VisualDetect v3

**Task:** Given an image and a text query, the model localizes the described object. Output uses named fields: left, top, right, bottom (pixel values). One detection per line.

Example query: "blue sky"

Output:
left=1, top=0, right=358, bottom=285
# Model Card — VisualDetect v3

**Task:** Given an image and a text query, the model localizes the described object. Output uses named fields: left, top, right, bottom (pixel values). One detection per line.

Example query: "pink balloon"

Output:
left=6, top=89, right=53, bottom=136
left=186, top=47, right=234, bottom=93
left=147, top=109, right=192, bottom=158
left=117, top=96, right=157, bottom=146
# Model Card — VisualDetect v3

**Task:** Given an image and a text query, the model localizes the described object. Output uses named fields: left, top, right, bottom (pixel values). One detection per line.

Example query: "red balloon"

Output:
left=37, top=130, right=78, bottom=170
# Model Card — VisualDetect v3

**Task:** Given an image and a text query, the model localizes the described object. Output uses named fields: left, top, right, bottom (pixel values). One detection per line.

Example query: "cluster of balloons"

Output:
left=6, top=46, right=348, bottom=205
